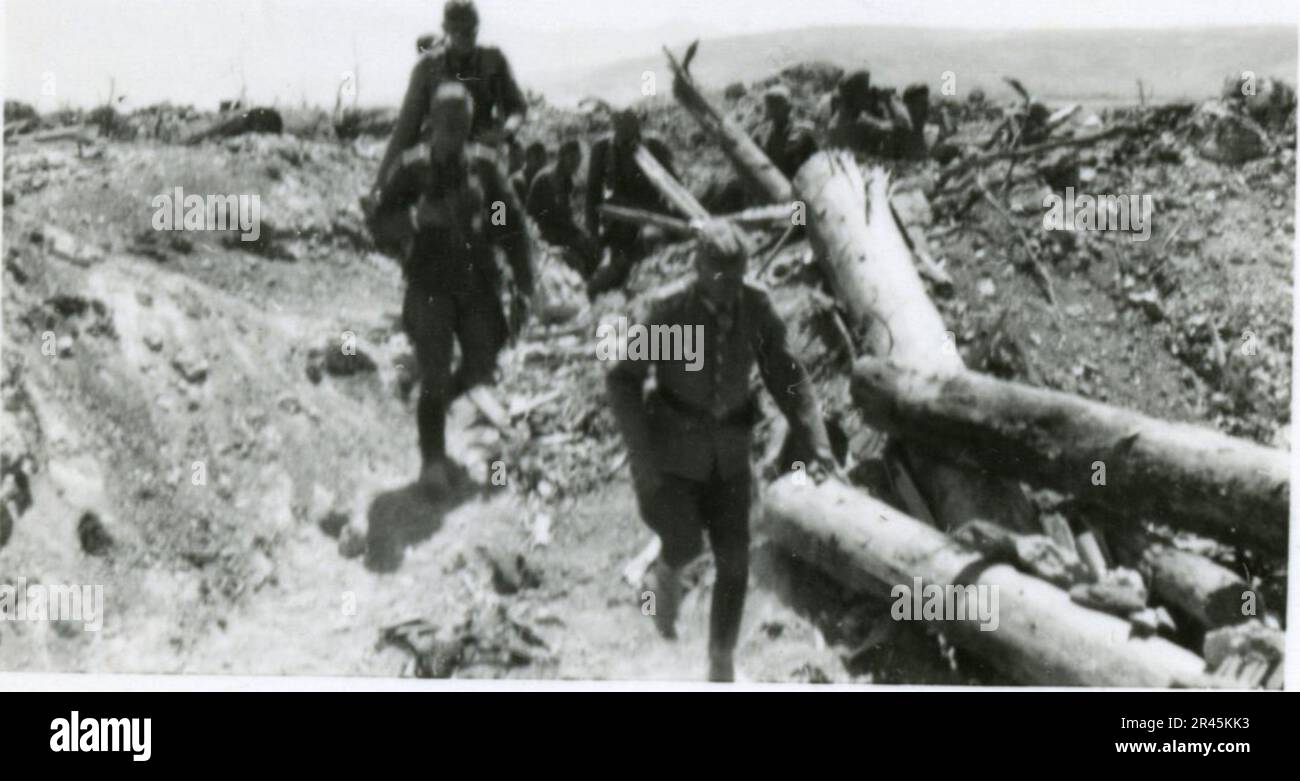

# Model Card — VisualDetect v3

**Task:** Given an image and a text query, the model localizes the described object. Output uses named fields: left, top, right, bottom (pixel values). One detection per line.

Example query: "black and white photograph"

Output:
left=0, top=0, right=1295, bottom=693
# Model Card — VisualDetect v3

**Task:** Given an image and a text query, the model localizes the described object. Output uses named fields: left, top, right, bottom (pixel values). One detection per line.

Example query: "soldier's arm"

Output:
left=887, top=94, right=914, bottom=134
left=751, top=289, right=834, bottom=466
left=605, top=301, right=657, bottom=462
left=374, top=59, right=432, bottom=192
left=481, top=157, right=534, bottom=296
left=524, top=172, right=546, bottom=222
left=490, top=49, right=528, bottom=136
left=790, top=124, right=818, bottom=170
left=585, top=139, right=607, bottom=233
left=525, top=173, right=559, bottom=241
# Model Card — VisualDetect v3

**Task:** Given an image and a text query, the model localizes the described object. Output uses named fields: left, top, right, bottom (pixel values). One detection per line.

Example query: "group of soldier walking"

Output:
left=367, top=0, right=914, bottom=681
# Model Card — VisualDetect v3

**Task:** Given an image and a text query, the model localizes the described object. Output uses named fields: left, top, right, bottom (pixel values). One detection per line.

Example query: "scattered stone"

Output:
left=1011, top=534, right=1089, bottom=589
left=318, top=509, right=349, bottom=539
left=952, top=520, right=1087, bottom=588
left=1195, top=103, right=1270, bottom=164
left=529, top=512, right=552, bottom=548
left=0, top=503, right=12, bottom=548
left=77, top=511, right=114, bottom=556
left=338, top=523, right=366, bottom=558
left=31, top=224, right=104, bottom=266
left=1128, top=606, right=1177, bottom=637
left=307, top=343, right=377, bottom=378
left=143, top=333, right=164, bottom=352
left=481, top=546, right=541, bottom=595
left=1204, top=620, right=1284, bottom=688
left=171, top=349, right=209, bottom=384
left=1068, top=567, right=1148, bottom=616
left=1126, top=288, right=1164, bottom=321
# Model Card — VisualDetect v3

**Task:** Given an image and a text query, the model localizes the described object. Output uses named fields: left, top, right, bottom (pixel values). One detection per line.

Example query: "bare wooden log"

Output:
left=716, top=203, right=800, bottom=225
left=598, top=203, right=795, bottom=237
left=850, top=356, right=1290, bottom=551
left=761, top=475, right=1216, bottom=687
left=794, top=152, right=1037, bottom=532
left=1075, top=525, right=1110, bottom=580
left=633, top=145, right=710, bottom=221
left=183, top=107, right=283, bottom=146
left=1109, top=531, right=1257, bottom=630
left=1144, top=545, right=1255, bottom=630
left=665, top=44, right=794, bottom=203
left=945, top=124, right=1138, bottom=177
left=29, top=125, right=94, bottom=144
left=598, top=204, right=692, bottom=236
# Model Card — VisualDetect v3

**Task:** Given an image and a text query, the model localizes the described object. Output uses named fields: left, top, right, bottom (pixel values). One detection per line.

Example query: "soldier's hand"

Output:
left=629, top=460, right=665, bottom=499
left=805, top=457, right=847, bottom=485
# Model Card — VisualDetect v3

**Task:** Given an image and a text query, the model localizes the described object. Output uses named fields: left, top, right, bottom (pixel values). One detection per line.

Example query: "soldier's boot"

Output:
left=708, top=646, right=735, bottom=683
left=418, top=457, right=455, bottom=498
left=643, top=558, right=682, bottom=640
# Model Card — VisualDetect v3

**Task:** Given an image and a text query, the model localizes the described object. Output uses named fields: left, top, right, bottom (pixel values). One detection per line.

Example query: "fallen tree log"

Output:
left=633, top=144, right=710, bottom=221
left=665, top=44, right=794, bottom=203
left=762, top=475, right=1217, bottom=687
left=1110, top=531, right=1258, bottom=630
left=598, top=204, right=692, bottom=236
left=29, top=125, right=94, bottom=144
left=183, top=107, right=283, bottom=146
left=716, top=202, right=800, bottom=225
left=794, top=152, right=1038, bottom=532
left=943, top=124, right=1138, bottom=179
left=850, top=356, right=1290, bottom=551
left=598, top=203, right=797, bottom=237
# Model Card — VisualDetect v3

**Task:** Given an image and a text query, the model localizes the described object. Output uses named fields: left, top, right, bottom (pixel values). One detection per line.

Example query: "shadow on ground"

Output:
left=364, top=481, right=476, bottom=572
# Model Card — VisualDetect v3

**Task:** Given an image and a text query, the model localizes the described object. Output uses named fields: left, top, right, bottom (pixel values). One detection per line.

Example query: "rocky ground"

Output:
left=1, top=66, right=1292, bottom=683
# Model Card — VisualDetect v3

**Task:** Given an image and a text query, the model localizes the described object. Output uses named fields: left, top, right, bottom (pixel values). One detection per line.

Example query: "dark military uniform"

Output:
left=606, top=279, right=832, bottom=659
left=526, top=163, right=599, bottom=277
left=828, top=89, right=915, bottom=159
left=757, top=117, right=818, bottom=178
left=404, top=142, right=533, bottom=463
left=511, top=160, right=542, bottom=207
left=376, top=42, right=527, bottom=188
left=700, top=119, right=818, bottom=214
left=584, top=135, right=677, bottom=297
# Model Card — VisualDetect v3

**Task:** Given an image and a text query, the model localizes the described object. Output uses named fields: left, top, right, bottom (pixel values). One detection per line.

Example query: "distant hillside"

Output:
left=532, top=25, right=1297, bottom=107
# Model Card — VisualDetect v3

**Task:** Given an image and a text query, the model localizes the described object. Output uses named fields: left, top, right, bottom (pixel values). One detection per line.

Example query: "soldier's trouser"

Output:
left=586, top=222, right=643, bottom=297
left=541, top=225, right=600, bottom=279
left=402, top=263, right=508, bottom=464
left=634, top=465, right=752, bottom=655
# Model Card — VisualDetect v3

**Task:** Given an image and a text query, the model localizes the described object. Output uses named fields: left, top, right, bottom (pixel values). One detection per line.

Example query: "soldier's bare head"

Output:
left=764, top=85, right=793, bottom=123
left=557, top=140, right=582, bottom=175
left=839, top=70, right=872, bottom=113
left=612, top=109, right=641, bottom=147
left=524, top=141, right=548, bottom=171
left=902, top=83, right=929, bottom=114
left=429, top=82, right=474, bottom=159
left=442, top=0, right=479, bottom=54
left=694, top=220, right=749, bottom=303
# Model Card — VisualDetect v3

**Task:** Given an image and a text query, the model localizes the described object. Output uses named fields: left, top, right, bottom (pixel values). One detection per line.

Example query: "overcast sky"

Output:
left=4, top=0, right=1297, bottom=109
